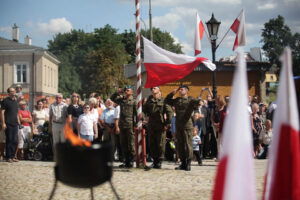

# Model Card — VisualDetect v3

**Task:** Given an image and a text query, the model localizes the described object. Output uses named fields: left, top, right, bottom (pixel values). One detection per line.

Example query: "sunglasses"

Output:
left=84, top=107, right=90, bottom=109
left=56, top=97, right=62, bottom=99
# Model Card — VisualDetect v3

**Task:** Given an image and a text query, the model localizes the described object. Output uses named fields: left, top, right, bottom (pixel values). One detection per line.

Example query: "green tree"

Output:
left=120, top=27, right=183, bottom=64
left=261, top=15, right=300, bottom=75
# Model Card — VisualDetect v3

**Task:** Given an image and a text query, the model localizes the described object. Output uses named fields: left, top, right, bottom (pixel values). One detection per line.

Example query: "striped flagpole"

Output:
left=135, top=0, right=145, bottom=167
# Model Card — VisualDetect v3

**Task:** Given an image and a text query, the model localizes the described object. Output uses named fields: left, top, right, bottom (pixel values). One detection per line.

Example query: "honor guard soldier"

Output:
left=143, top=86, right=173, bottom=168
left=165, top=85, right=200, bottom=171
left=111, top=86, right=137, bottom=168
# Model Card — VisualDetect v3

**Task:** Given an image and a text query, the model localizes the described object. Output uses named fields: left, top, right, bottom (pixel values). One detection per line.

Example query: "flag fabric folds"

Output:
left=230, top=9, right=246, bottom=51
left=143, top=37, right=215, bottom=88
left=194, top=12, right=205, bottom=56
left=263, top=47, right=300, bottom=200
left=212, top=49, right=256, bottom=200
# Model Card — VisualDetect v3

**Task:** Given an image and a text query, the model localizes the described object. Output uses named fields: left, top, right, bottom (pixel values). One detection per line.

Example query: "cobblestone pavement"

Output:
left=0, top=159, right=267, bottom=200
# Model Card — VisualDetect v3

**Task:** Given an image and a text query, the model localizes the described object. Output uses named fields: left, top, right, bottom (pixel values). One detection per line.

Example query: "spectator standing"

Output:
left=0, top=97, right=5, bottom=160
left=251, top=103, right=264, bottom=157
left=88, top=98, right=99, bottom=141
left=77, top=104, right=98, bottom=141
left=257, top=120, right=273, bottom=159
left=114, top=104, right=123, bottom=162
left=32, top=100, right=47, bottom=133
left=17, top=100, right=33, bottom=159
left=67, top=93, right=83, bottom=135
left=100, top=99, right=115, bottom=143
left=49, top=94, right=68, bottom=149
left=165, top=85, right=200, bottom=171
left=15, top=85, right=23, bottom=98
left=1, top=87, right=19, bottom=162
left=111, top=86, right=137, bottom=168
left=42, top=98, right=50, bottom=120
left=143, top=86, right=173, bottom=169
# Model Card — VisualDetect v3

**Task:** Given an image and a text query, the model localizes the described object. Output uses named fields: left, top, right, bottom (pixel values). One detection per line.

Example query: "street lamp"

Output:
left=206, top=13, right=221, bottom=99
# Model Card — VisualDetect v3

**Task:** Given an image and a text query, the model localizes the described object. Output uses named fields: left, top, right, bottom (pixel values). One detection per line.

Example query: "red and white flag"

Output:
left=194, top=12, right=205, bottom=56
left=143, top=37, right=215, bottom=88
left=212, top=49, right=256, bottom=200
left=230, top=9, right=246, bottom=51
left=263, top=47, right=300, bottom=200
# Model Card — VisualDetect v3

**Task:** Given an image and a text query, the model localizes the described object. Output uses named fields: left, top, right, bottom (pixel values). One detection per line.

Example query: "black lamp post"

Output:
left=206, top=13, right=221, bottom=99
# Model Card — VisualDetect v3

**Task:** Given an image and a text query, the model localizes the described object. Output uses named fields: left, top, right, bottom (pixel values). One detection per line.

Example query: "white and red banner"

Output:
left=143, top=37, right=215, bottom=88
left=263, top=47, right=300, bottom=200
left=212, top=49, right=256, bottom=200
left=230, top=9, right=246, bottom=51
left=194, top=12, right=205, bottom=56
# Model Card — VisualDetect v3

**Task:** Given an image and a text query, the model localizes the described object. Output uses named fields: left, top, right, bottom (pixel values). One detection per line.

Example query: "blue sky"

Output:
left=1, top=0, right=300, bottom=60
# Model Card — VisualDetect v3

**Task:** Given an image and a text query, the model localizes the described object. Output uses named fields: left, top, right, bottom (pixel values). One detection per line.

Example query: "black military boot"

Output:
left=185, top=159, right=191, bottom=171
left=154, top=159, right=162, bottom=169
left=175, top=160, right=186, bottom=170
left=119, top=162, right=127, bottom=168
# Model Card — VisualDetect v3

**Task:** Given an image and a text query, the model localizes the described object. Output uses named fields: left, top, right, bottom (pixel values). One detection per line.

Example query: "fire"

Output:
left=64, top=123, right=91, bottom=147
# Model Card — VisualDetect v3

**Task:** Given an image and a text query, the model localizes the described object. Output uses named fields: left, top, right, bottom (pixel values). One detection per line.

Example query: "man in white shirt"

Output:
left=114, top=104, right=122, bottom=161
left=49, top=94, right=68, bottom=147
left=100, top=99, right=115, bottom=142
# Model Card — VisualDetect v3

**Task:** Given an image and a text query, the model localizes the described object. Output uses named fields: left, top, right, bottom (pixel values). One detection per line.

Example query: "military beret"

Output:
left=124, top=85, right=134, bottom=90
left=150, top=86, right=160, bottom=90
left=179, top=84, right=189, bottom=90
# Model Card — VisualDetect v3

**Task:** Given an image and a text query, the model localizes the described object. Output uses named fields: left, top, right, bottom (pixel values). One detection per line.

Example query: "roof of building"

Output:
left=0, top=37, right=59, bottom=61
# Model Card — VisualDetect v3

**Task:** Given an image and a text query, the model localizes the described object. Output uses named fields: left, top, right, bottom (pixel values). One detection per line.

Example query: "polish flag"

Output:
left=194, top=12, right=205, bottom=56
left=143, top=37, right=215, bottom=88
left=263, top=47, right=300, bottom=200
left=230, top=9, right=246, bottom=51
left=212, top=49, right=256, bottom=200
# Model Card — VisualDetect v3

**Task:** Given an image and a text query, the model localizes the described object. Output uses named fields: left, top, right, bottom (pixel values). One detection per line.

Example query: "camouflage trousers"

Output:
left=120, top=128, right=135, bottom=162
left=148, top=125, right=166, bottom=161
left=176, top=128, right=193, bottom=161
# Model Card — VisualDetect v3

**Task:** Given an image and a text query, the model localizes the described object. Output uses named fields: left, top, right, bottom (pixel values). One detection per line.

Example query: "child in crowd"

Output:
left=192, top=126, right=202, bottom=165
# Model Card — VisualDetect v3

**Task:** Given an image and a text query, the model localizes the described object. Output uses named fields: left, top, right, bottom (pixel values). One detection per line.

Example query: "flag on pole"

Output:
left=263, top=47, right=300, bottom=200
left=212, top=48, right=256, bottom=200
left=194, top=12, right=205, bottom=56
left=143, top=37, right=215, bottom=88
left=230, top=9, right=246, bottom=51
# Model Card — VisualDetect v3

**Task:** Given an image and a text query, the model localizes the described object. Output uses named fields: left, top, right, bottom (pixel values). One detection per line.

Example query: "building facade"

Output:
left=0, top=25, right=59, bottom=110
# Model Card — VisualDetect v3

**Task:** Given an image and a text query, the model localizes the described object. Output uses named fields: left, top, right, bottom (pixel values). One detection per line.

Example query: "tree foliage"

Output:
left=261, top=15, right=300, bottom=75
left=47, top=25, right=183, bottom=97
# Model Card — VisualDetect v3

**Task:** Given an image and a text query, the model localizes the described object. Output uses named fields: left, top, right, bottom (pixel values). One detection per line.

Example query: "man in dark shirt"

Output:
left=1, top=87, right=19, bottom=162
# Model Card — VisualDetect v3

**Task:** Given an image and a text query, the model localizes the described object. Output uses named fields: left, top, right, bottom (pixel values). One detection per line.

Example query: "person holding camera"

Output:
left=1, top=87, right=20, bottom=162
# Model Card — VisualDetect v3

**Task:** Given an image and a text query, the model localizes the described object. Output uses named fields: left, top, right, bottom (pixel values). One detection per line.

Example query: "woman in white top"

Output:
left=78, top=104, right=98, bottom=141
left=32, top=100, right=47, bottom=134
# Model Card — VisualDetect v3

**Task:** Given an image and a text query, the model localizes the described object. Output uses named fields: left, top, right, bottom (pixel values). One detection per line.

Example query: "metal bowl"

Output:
left=55, top=142, right=113, bottom=188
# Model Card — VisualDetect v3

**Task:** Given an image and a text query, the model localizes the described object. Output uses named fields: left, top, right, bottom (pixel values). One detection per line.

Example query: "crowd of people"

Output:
left=0, top=84, right=274, bottom=170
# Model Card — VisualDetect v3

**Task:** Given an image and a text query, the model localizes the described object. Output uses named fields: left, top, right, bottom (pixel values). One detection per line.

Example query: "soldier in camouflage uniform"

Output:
left=143, top=86, right=173, bottom=169
left=165, top=85, right=200, bottom=171
left=111, top=86, right=137, bottom=168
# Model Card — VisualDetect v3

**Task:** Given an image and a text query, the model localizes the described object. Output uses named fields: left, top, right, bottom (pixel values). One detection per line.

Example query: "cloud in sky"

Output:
left=37, top=18, right=72, bottom=35
left=0, top=26, right=12, bottom=35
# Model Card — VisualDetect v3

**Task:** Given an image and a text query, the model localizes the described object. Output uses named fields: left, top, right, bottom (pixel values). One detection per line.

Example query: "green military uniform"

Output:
left=165, top=92, right=200, bottom=170
left=143, top=95, right=173, bottom=168
left=111, top=92, right=137, bottom=167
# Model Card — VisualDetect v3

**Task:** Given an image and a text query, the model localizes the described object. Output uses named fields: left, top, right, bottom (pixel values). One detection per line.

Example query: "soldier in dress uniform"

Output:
left=111, top=86, right=137, bottom=168
left=165, top=85, right=200, bottom=171
left=143, top=86, right=173, bottom=169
